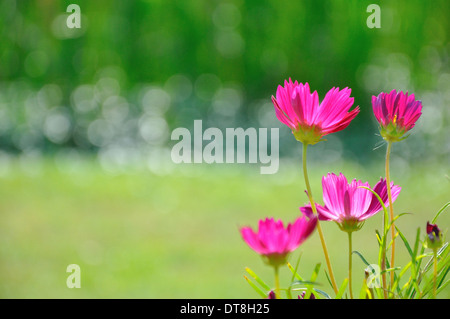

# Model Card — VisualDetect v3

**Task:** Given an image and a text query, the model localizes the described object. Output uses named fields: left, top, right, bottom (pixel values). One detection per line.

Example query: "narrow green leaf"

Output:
left=437, top=265, right=450, bottom=289
left=244, top=275, right=267, bottom=298
left=353, top=250, right=371, bottom=267
left=303, top=263, right=321, bottom=299
left=288, top=252, right=303, bottom=283
left=423, top=242, right=449, bottom=274
left=359, top=285, right=368, bottom=299
left=391, top=212, right=412, bottom=223
left=245, top=267, right=271, bottom=291
left=391, top=261, right=412, bottom=294
left=431, top=202, right=450, bottom=224
left=291, top=280, right=320, bottom=286
left=412, top=279, right=422, bottom=298
left=423, top=252, right=450, bottom=296
left=386, top=232, right=399, bottom=251
left=323, top=270, right=333, bottom=291
left=413, top=227, right=421, bottom=260
left=359, top=278, right=372, bottom=299
left=375, top=230, right=382, bottom=246
left=313, top=288, right=331, bottom=299
left=434, top=279, right=450, bottom=296
left=287, top=262, right=304, bottom=281
left=380, top=267, right=401, bottom=275
left=335, top=278, right=348, bottom=299
left=392, top=253, right=431, bottom=295
left=396, top=226, right=414, bottom=259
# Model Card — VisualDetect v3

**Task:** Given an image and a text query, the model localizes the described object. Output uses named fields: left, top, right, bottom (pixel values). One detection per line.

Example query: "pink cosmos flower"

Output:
left=240, top=216, right=317, bottom=266
left=272, top=79, right=360, bottom=145
left=300, top=173, right=401, bottom=232
left=372, top=89, right=422, bottom=142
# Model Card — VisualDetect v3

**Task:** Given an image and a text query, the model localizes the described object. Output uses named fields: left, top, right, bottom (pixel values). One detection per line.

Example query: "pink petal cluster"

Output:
left=272, top=79, right=359, bottom=145
left=372, top=89, right=422, bottom=141
left=240, top=216, right=317, bottom=266
left=300, top=173, right=401, bottom=232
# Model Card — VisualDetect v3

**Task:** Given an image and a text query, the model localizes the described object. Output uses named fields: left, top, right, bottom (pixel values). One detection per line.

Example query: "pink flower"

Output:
left=240, top=216, right=317, bottom=266
left=272, top=79, right=359, bottom=145
left=372, top=89, right=422, bottom=142
left=300, top=173, right=401, bottom=232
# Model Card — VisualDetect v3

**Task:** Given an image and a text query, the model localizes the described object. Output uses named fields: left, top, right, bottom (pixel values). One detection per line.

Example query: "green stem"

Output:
left=385, top=141, right=395, bottom=289
left=433, top=248, right=438, bottom=299
left=274, top=266, right=281, bottom=299
left=302, top=143, right=339, bottom=295
left=380, top=228, right=388, bottom=299
left=348, top=231, right=354, bottom=299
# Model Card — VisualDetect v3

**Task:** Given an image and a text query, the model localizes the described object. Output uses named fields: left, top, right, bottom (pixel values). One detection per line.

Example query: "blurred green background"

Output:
left=0, top=0, right=449, bottom=298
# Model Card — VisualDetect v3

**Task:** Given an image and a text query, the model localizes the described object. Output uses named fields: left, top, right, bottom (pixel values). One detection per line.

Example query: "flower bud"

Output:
left=426, top=221, right=443, bottom=250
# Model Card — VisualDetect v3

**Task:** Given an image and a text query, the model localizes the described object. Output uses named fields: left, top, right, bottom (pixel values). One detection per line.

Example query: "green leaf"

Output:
left=395, top=226, right=415, bottom=259
left=291, top=280, right=320, bottom=286
left=434, top=279, right=450, bottom=296
left=353, top=250, right=371, bottom=267
left=313, top=288, right=331, bottom=299
left=423, top=242, right=448, bottom=274
left=413, top=227, right=421, bottom=260
left=380, top=267, right=401, bottom=275
left=359, top=277, right=372, bottom=299
left=335, top=278, right=348, bottom=299
left=431, top=202, right=450, bottom=224
left=359, top=184, right=390, bottom=274
left=287, top=253, right=303, bottom=300
left=437, top=265, right=450, bottom=289
left=287, top=262, right=304, bottom=282
left=288, top=252, right=303, bottom=283
left=391, top=261, right=412, bottom=294
left=392, top=254, right=431, bottom=295
left=303, top=263, right=321, bottom=299
left=245, top=267, right=271, bottom=291
left=323, top=270, right=333, bottom=292
left=375, top=230, right=382, bottom=246
left=244, top=275, right=267, bottom=298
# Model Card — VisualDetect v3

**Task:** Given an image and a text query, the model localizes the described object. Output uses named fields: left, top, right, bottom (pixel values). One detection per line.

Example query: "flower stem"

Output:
left=380, top=226, right=388, bottom=299
left=433, top=248, right=438, bottom=299
left=348, top=231, right=354, bottom=299
left=302, top=143, right=339, bottom=295
left=274, top=266, right=281, bottom=299
left=385, top=140, right=395, bottom=287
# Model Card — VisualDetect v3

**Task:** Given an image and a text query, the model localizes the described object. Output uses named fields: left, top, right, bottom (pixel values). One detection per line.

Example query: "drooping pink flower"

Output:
left=271, top=79, right=359, bottom=145
left=300, top=173, right=401, bottom=232
left=372, top=89, right=422, bottom=142
left=240, top=216, right=317, bottom=266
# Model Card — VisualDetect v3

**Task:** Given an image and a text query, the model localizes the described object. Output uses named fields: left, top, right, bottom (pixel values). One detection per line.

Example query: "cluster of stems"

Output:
left=300, top=140, right=398, bottom=299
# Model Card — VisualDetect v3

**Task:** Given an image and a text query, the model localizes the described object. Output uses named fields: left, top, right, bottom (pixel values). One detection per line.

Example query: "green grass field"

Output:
left=0, top=156, right=448, bottom=298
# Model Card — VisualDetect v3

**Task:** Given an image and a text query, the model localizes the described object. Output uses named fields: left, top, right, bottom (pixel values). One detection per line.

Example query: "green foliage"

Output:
left=0, top=1, right=449, bottom=299
left=0, top=1, right=448, bottom=165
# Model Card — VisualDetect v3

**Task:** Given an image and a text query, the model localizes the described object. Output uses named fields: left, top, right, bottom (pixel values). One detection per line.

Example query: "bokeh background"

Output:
left=0, top=0, right=449, bottom=298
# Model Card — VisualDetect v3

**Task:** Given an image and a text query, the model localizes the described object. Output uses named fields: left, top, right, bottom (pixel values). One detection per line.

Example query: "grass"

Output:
left=0, top=155, right=448, bottom=298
